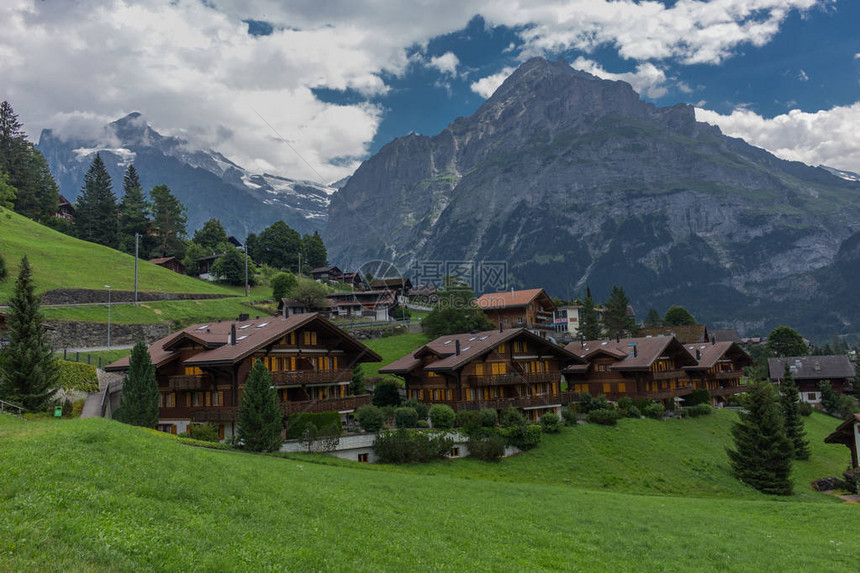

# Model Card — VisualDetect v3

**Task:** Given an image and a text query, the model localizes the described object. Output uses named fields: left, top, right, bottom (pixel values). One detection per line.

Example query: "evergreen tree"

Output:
left=150, top=184, right=187, bottom=257
left=643, top=307, right=663, bottom=328
left=114, top=341, right=159, bottom=427
left=603, top=285, right=635, bottom=338
left=192, top=218, right=228, bottom=254
left=0, top=256, right=57, bottom=411
left=663, top=305, right=696, bottom=326
left=117, top=165, right=151, bottom=254
left=237, top=359, right=283, bottom=452
left=75, top=154, right=118, bottom=247
left=0, top=253, right=6, bottom=283
left=0, top=168, right=15, bottom=209
left=779, top=366, right=810, bottom=460
left=578, top=286, right=602, bottom=340
left=0, top=101, right=27, bottom=183
left=302, top=231, right=327, bottom=269
left=350, top=365, right=366, bottom=395
left=726, top=380, right=793, bottom=495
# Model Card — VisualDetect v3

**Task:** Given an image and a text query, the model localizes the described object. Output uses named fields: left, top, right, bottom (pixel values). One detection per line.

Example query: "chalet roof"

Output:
left=371, top=278, right=412, bottom=289
left=639, top=325, right=709, bottom=344
left=380, top=327, right=583, bottom=375
left=711, top=328, right=743, bottom=344
left=58, top=194, right=73, bottom=207
left=681, top=341, right=753, bottom=370
left=194, top=253, right=223, bottom=263
left=104, top=313, right=381, bottom=371
left=767, top=355, right=855, bottom=381
left=824, top=414, right=860, bottom=445
left=475, top=289, right=555, bottom=311
left=563, top=336, right=697, bottom=371
left=311, top=265, right=340, bottom=274
left=327, top=291, right=396, bottom=308
left=148, top=256, right=179, bottom=265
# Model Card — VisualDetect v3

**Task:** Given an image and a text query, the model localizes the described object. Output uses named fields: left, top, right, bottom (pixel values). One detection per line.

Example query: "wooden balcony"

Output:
left=456, top=393, right=566, bottom=412
left=652, top=370, right=686, bottom=381
left=280, top=394, right=371, bottom=415
left=713, top=371, right=741, bottom=380
left=270, top=369, right=352, bottom=387
left=710, top=384, right=750, bottom=397
left=468, top=371, right=561, bottom=387
left=190, top=407, right=238, bottom=422
left=636, top=385, right=694, bottom=400
left=168, top=374, right=212, bottom=390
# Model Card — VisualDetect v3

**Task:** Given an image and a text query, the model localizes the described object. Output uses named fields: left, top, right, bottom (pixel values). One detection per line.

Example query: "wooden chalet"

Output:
left=310, top=266, right=342, bottom=281
left=327, top=290, right=397, bottom=321
left=475, top=289, right=556, bottom=337
left=278, top=298, right=329, bottom=318
left=339, top=272, right=362, bottom=288
left=380, top=328, right=583, bottom=421
left=194, top=253, right=222, bottom=277
left=104, top=314, right=381, bottom=439
left=148, top=256, right=186, bottom=275
left=824, top=414, right=860, bottom=469
left=370, top=277, right=412, bottom=299
left=768, top=355, right=855, bottom=403
left=56, top=194, right=75, bottom=220
left=682, top=341, right=754, bottom=405
left=563, top=336, right=698, bottom=403
left=639, top=324, right=709, bottom=344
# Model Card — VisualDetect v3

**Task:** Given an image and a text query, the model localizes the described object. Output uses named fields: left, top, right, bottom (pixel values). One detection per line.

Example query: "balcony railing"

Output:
left=270, top=369, right=352, bottom=387
left=652, top=370, right=686, bottom=381
left=710, top=384, right=750, bottom=397
left=713, top=371, right=740, bottom=380
left=636, top=385, right=693, bottom=400
left=456, top=393, right=569, bottom=411
left=168, top=374, right=212, bottom=390
left=280, top=394, right=371, bottom=415
left=468, top=371, right=561, bottom=387
left=190, top=407, right=238, bottom=422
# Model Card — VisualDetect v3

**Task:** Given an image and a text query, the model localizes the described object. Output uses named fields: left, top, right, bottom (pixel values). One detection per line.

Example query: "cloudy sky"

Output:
left=2, top=0, right=859, bottom=184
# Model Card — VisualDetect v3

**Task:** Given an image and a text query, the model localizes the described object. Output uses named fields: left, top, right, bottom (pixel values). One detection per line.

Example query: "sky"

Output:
left=2, top=0, right=859, bottom=186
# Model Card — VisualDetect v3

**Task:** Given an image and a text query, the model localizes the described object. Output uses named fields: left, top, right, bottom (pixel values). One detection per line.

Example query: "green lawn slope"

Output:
left=360, top=333, right=430, bottom=379
left=0, top=207, right=234, bottom=299
left=1, top=413, right=857, bottom=572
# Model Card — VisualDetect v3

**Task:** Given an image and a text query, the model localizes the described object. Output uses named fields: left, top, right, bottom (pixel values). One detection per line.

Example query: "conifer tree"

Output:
left=118, top=165, right=151, bottom=254
left=150, top=184, right=187, bottom=257
left=579, top=286, right=602, bottom=340
left=302, top=231, right=327, bottom=269
left=0, top=101, right=27, bottom=180
left=237, top=359, right=283, bottom=452
left=727, top=380, right=794, bottom=495
left=0, top=256, right=57, bottom=411
left=643, top=307, right=663, bottom=328
left=779, top=366, right=810, bottom=460
left=0, top=168, right=15, bottom=209
left=603, top=285, right=636, bottom=338
left=76, top=154, right=118, bottom=247
left=114, top=341, right=159, bottom=427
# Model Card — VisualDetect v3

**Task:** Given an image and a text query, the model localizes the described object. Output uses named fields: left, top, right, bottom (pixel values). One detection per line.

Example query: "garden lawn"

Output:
left=0, top=207, right=233, bottom=300
left=0, top=415, right=858, bottom=572
left=360, top=332, right=430, bottom=379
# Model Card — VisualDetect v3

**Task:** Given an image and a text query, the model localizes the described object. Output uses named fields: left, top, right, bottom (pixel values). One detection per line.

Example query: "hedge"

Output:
left=286, top=411, right=341, bottom=440
left=56, top=361, right=99, bottom=393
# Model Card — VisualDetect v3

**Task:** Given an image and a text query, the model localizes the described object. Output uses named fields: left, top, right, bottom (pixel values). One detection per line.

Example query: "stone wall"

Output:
left=348, top=325, right=408, bottom=340
left=41, top=289, right=233, bottom=305
left=49, top=322, right=170, bottom=349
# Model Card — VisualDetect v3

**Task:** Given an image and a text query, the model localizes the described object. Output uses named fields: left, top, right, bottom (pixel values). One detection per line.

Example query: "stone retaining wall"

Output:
left=49, top=322, right=170, bottom=349
left=41, top=289, right=233, bottom=305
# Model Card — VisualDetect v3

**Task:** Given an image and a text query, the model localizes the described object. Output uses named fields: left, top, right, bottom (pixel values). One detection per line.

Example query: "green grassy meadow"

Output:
left=360, top=332, right=430, bottom=379
left=0, top=207, right=234, bottom=299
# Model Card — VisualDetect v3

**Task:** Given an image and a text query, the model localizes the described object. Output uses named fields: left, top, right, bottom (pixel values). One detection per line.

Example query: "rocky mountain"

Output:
left=326, top=57, right=860, bottom=340
left=37, top=113, right=334, bottom=238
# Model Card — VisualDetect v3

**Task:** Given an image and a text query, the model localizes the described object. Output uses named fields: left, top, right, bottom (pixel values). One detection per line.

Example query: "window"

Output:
left=491, top=362, right=508, bottom=375
left=496, top=343, right=507, bottom=354
left=474, top=363, right=485, bottom=376
left=303, top=331, right=317, bottom=345
left=358, top=453, right=369, bottom=463
left=808, top=393, right=816, bottom=401
left=596, top=363, right=608, bottom=372
left=184, top=366, right=203, bottom=376
left=517, top=317, right=524, bottom=325
left=603, top=383, right=611, bottom=394
left=514, top=341, right=526, bottom=353
left=451, top=447, right=460, bottom=458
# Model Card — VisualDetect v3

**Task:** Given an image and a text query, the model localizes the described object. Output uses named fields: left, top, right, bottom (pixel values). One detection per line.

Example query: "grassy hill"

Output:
left=0, top=206, right=234, bottom=300
left=1, top=412, right=857, bottom=571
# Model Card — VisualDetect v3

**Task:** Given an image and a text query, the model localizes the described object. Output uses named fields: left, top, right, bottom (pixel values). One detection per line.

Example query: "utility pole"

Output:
left=134, top=232, right=139, bottom=305
left=298, top=252, right=302, bottom=277
left=244, top=240, right=249, bottom=297
left=105, top=285, right=112, bottom=349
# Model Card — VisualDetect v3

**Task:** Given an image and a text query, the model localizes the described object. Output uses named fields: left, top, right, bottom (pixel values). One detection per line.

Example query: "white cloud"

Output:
left=428, top=52, right=460, bottom=76
left=696, top=103, right=860, bottom=173
left=470, top=67, right=516, bottom=98
left=572, top=58, right=669, bottom=98
left=798, top=69, right=809, bottom=81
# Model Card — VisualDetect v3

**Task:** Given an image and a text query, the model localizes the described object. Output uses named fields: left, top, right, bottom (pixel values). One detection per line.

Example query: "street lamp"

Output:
left=105, top=285, right=112, bottom=349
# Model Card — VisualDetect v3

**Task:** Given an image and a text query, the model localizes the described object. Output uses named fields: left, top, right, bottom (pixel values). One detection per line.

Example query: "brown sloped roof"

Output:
left=563, top=336, right=697, bottom=371
left=104, top=330, right=185, bottom=372
left=380, top=327, right=582, bottom=375
left=711, top=328, right=742, bottom=344
left=475, top=289, right=554, bottom=310
left=824, top=414, right=860, bottom=444
left=639, top=325, right=709, bottom=344
left=767, top=355, right=855, bottom=381
left=682, top=341, right=753, bottom=370
left=148, top=256, right=178, bottom=265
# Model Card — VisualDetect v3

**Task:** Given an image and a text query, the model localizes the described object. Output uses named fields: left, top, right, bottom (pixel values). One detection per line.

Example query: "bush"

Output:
left=561, top=407, right=578, bottom=426
left=185, top=423, right=220, bottom=442
left=372, top=379, right=402, bottom=407
left=503, top=424, right=542, bottom=450
left=499, top=406, right=526, bottom=428
left=642, top=403, right=665, bottom=420
left=683, top=389, right=711, bottom=407
left=428, top=404, right=455, bottom=429
left=836, top=394, right=860, bottom=420
left=586, top=408, right=618, bottom=426
left=539, top=412, right=563, bottom=433
left=468, top=432, right=506, bottom=461
left=844, top=467, right=860, bottom=495
left=373, top=429, right=454, bottom=463
left=394, top=407, right=419, bottom=429
left=626, top=405, right=642, bottom=418
left=617, top=396, right=633, bottom=411
left=479, top=408, right=498, bottom=427
left=271, top=272, right=298, bottom=301
left=402, top=398, right=428, bottom=420
left=285, top=411, right=341, bottom=440
left=299, top=424, right=341, bottom=453
left=578, top=392, right=593, bottom=413
left=56, top=361, right=99, bottom=392
left=798, top=401, right=814, bottom=416
left=71, top=399, right=85, bottom=417
left=686, top=404, right=713, bottom=418
left=357, top=405, right=384, bottom=432
left=416, top=420, right=430, bottom=428
left=455, top=410, right=481, bottom=432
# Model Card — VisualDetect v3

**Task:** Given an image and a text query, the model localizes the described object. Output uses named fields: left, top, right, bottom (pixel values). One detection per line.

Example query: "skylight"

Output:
left=468, top=337, right=477, bottom=341
left=443, top=340, right=452, bottom=345
left=239, top=324, right=252, bottom=330
left=195, top=324, right=210, bottom=330
left=237, top=335, right=249, bottom=340
left=601, top=341, right=608, bottom=346
left=479, top=336, right=489, bottom=340
left=256, top=322, right=269, bottom=328
left=462, top=346, right=471, bottom=352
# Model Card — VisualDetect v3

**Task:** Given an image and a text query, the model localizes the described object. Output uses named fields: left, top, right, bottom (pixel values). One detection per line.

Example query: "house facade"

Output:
left=310, top=266, right=342, bottom=281
left=552, top=303, right=605, bottom=338
left=327, top=290, right=398, bottom=321
left=824, top=414, right=860, bottom=469
left=476, top=289, right=556, bottom=337
left=639, top=325, right=710, bottom=344
left=768, top=355, right=855, bottom=403
left=105, top=314, right=381, bottom=439
left=380, top=328, right=582, bottom=421
left=148, top=256, right=186, bottom=275
left=682, top=341, right=754, bottom=405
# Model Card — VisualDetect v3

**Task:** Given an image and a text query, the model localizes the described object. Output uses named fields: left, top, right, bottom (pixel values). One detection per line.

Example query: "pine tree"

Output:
left=76, top=154, right=118, bottom=247
left=114, top=341, right=159, bottom=427
left=150, top=184, right=187, bottom=257
left=0, top=168, right=16, bottom=209
left=579, top=286, right=602, bottom=340
left=0, top=256, right=57, bottom=411
left=603, top=285, right=636, bottom=338
left=118, top=165, right=150, bottom=254
left=727, top=380, right=794, bottom=495
left=302, top=231, right=327, bottom=269
left=237, top=359, right=283, bottom=452
left=0, top=101, right=27, bottom=181
left=643, top=307, right=663, bottom=328
left=779, top=366, right=810, bottom=460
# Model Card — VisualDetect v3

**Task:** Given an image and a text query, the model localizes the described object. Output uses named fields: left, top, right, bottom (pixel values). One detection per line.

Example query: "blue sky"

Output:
left=2, top=0, right=859, bottom=183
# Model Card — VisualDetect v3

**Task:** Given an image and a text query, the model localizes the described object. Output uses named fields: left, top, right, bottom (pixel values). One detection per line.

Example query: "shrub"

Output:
left=357, top=405, right=384, bottom=432
left=844, top=467, right=860, bottom=495
left=503, top=424, right=542, bottom=450
left=71, top=399, right=85, bottom=417
left=373, top=429, right=454, bottom=463
left=394, top=407, right=419, bottom=429
left=455, top=410, right=481, bottom=432
left=56, top=361, right=99, bottom=392
left=836, top=394, right=860, bottom=420
left=591, top=394, right=611, bottom=412
left=626, top=405, right=642, bottom=418
left=578, top=392, right=593, bottom=413
left=617, top=396, right=633, bottom=411
left=428, top=404, right=455, bottom=429
left=561, top=407, right=577, bottom=426
left=402, top=398, right=428, bottom=420
left=479, top=408, right=498, bottom=427
left=586, top=408, right=618, bottom=426
left=372, top=379, right=402, bottom=407
left=468, top=432, right=506, bottom=461
left=683, top=389, right=711, bottom=407
left=416, top=420, right=430, bottom=429
left=686, top=404, right=713, bottom=418
left=539, top=413, right=563, bottom=433
left=798, top=401, right=814, bottom=416
left=499, top=406, right=526, bottom=428
left=185, top=423, right=220, bottom=442
left=299, top=424, right=341, bottom=453
left=642, top=403, right=665, bottom=420
left=285, top=411, right=341, bottom=440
